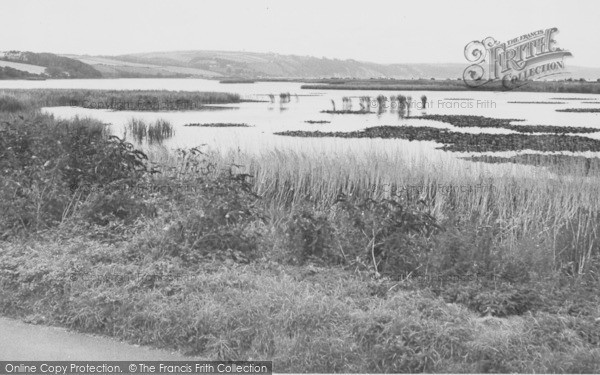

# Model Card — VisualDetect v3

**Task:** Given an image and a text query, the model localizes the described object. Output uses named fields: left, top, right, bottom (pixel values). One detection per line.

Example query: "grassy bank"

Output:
left=1, top=101, right=600, bottom=372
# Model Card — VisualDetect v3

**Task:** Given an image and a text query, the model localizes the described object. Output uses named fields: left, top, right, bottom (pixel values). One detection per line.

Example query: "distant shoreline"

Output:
left=1, top=76, right=600, bottom=94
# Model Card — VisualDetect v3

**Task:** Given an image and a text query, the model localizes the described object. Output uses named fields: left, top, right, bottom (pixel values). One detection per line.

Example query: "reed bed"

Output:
left=0, top=89, right=241, bottom=110
left=148, top=145, right=600, bottom=272
left=125, top=118, right=174, bottom=144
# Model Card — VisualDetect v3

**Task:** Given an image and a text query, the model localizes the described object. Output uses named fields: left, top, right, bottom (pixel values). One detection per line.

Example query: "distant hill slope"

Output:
left=0, top=51, right=102, bottom=79
left=68, top=50, right=600, bottom=81
left=63, top=55, right=221, bottom=79
left=111, top=50, right=466, bottom=79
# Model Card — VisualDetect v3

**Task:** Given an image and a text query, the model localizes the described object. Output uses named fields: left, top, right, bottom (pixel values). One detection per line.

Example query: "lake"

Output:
left=2, top=78, right=600, bottom=165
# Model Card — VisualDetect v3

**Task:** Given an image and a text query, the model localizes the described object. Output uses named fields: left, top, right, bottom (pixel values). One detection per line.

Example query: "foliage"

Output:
left=0, top=112, right=149, bottom=236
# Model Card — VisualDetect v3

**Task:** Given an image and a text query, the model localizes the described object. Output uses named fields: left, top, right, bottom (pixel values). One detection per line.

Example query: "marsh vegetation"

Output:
left=125, top=118, right=175, bottom=144
left=1, top=91, right=600, bottom=373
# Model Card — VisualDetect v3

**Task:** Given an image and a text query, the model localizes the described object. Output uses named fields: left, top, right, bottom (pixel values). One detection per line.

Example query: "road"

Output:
left=0, top=316, right=195, bottom=360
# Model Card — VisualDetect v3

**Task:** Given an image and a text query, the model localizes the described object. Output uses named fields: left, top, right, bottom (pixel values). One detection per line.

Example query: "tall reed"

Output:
left=126, top=118, right=174, bottom=144
left=147, top=146, right=600, bottom=274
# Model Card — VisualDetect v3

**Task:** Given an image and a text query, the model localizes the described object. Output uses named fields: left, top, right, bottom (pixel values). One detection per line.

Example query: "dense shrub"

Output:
left=332, top=196, right=440, bottom=278
left=284, top=208, right=336, bottom=264
left=141, top=168, right=265, bottom=264
left=0, top=112, right=149, bottom=236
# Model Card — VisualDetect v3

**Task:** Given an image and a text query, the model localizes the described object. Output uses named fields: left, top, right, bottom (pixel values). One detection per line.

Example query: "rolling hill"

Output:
left=2, top=50, right=599, bottom=81
left=68, top=50, right=600, bottom=80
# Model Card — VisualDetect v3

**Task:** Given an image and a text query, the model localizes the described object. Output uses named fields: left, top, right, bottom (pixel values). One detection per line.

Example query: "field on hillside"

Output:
left=68, top=55, right=222, bottom=78
left=0, top=60, right=47, bottom=75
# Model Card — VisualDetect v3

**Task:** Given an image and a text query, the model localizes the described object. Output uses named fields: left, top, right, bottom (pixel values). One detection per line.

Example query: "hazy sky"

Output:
left=2, top=0, right=599, bottom=66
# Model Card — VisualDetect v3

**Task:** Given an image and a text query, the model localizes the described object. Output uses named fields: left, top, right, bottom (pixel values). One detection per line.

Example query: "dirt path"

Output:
left=0, top=316, right=197, bottom=360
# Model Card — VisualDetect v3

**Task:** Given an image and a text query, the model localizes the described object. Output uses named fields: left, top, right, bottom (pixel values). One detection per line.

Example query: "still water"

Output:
left=1, top=78, right=599, bottom=160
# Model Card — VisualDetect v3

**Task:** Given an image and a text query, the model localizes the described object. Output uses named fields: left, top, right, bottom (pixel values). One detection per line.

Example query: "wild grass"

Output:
left=0, top=94, right=34, bottom=112
left=1, top=236, right=599, bottom=373
left=177, top=147, right=600, bottom=277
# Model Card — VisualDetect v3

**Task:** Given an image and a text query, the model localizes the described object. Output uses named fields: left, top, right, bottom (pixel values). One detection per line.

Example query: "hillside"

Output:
left=0, top=51, right=102, bottom=79
left=109, top=50, right=466, bottom=79
left=69, top=50, right=600, bottom=80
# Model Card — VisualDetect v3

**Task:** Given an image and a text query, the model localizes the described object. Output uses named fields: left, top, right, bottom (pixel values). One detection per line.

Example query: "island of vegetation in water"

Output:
left=184, top=122, right=251, bottom=127
left=556, top=108, right=600, bottom=113
left=414, top=115, right=600, bottom=134
left=219, top=78, right=256, bottom=84
left=275, top=120, right=600, bottom=153
left=507, top=101, right=565, bottom=104
left=0, top=88, right=241, bottom=111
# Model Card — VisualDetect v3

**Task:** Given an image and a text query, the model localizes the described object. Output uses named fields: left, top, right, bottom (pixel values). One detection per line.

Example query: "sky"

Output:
left=1, top=0, right=599, bottom=67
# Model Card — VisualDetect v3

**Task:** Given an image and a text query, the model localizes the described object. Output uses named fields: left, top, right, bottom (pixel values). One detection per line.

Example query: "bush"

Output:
left=332, top=196, right=440, bottom=278
left=156, top=173, right=264, bottom=264
left=0, top=112, right=149, bottom=236
left=284, top=208, right=336, bottom=264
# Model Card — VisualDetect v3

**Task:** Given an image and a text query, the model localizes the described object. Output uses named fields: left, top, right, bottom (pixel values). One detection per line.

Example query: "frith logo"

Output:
left=463, top=27, right=572, bottom=89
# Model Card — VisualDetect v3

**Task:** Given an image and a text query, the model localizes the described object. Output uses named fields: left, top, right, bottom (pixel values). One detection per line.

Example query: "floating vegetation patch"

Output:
left=507, top=125, right=600, bottom=134
left=184, top=123, right=251, bottom=127
left=304, top=120, right=331, bottom=124
left=415, top=114, right=599, bottom=133
left=219, top=79, right=255, bottom=84
left=197, top=105, right=240, bottom=110
left=556, top=108, right=600, bottom=113
left=550, top=97, right=597, bottom=100
left=275, top=125, right=600, bottom=153
left=126, top=118, right=174, bottom=144
left=507, top=101, right=565, bottom=104
left=463, top=154, right=600, bottom=176
left=321, top=110, right=372, bottom=114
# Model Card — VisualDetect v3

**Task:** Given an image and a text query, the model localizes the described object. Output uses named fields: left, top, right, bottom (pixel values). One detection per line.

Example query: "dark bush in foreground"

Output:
left=0, top=112, right=149, bottom=236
